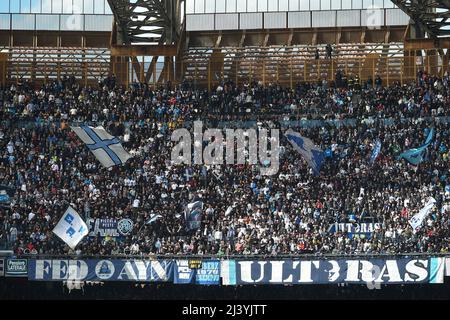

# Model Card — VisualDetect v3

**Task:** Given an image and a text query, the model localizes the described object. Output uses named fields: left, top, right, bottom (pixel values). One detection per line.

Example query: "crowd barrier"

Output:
left=1, top=255, right=449, bottom=285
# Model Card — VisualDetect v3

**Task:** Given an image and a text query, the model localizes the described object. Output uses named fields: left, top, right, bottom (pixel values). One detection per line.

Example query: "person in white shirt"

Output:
left=9, top=226, right=18, bottom=242
left=214, top=229, right=222, bottom=242
left=205, top=205, right=214, bottom=217
left=7, top=141, right=14, bottom=154
left=28, top=212, right=35, bottom=221
left=130, top=243, right=140, bottom=254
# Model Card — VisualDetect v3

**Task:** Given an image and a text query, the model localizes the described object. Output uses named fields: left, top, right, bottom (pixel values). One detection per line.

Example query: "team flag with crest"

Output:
left=71, top=125, right=132, bottom=168
left=285, top=129, right=324, bottom=176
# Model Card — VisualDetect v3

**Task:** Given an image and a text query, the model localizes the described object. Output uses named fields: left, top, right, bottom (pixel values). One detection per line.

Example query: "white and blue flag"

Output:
left=71, top=125, right=132, bottom=168
left=146, top=214, right=163, bottom=225
left=408, top=197, right=436, bottom=234
left=285, top=129, right=324, bottom=176
left=369, top=140, right=382, bottom=164
left=53, top=206, right=89, bottom=250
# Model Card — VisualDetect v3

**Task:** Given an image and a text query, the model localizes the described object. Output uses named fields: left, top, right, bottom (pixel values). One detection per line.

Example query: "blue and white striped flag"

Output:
left=285, top=129, right=324, bottom=176
left=220, top=260, right=236, bottom=285
left=369, top=140, right=382, bottom=164
left=71, top=125, right=132, bottom=168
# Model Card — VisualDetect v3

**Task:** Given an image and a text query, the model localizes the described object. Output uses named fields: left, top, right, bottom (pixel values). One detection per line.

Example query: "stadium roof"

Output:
left=107, top=0, right=182, bottom=45
left=392, top=0, right=450, bottom=38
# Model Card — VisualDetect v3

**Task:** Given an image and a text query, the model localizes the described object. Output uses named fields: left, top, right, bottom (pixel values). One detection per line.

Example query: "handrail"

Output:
left=11, top=252, right=450, bottom=260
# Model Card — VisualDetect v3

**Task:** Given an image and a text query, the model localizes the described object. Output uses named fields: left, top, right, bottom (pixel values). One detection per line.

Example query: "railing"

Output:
left=8, top=252, right=450, bottom=260
left=177, top=46, right=449, bottom=90
left=2, top=46, right=111, bottom=87
left=2, top=46, right=448, bottom=90
left=108, top=53, right=449, bottom=91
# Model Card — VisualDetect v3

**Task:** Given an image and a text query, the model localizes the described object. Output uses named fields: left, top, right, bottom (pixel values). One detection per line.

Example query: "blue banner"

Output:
left=174, top=260, right=195, bottom=284
left=87, top=218, right=134, bottom=237
left=222, top=259, right=435, bottom=285
left=196, top=261, right=220, bottom=285
left=328, top=223, right=381, bottom=239
left=28, top=259, right=173, bottom=282
left=22, top=257, right=449, bottom=285
left=88, top=219, right=119, bottom=237
left=174, top=260, right=220, bottom=285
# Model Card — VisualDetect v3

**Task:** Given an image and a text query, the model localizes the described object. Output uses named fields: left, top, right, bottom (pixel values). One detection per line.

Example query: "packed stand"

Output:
left=0, top=72, right=449, bottom=256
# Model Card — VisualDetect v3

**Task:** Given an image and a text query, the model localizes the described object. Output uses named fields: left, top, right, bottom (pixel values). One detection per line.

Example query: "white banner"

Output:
left=446, top=257, right=450, bottom=277
left=53, top=206, right=89, bottom=250
left=408, top=197, right=436, bottom=233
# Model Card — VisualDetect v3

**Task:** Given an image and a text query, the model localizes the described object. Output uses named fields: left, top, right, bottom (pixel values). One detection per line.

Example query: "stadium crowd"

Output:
left=0, top=71, right=449, bottom=256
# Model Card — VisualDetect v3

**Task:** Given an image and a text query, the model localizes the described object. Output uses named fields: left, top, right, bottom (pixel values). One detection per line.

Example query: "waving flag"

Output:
left=398, top=128, right=434, bottom=165
left=146, top=214, right=163, bottom=225
left=0, top=185, right=15, bottom=207
left=185, top=201, right=203, bottom=230
left=423, top=128, right=434, bottom=145
left=53, top=206, right=89, bottom=249
left=369, top=140, right=382, bottom=164
left=285, top=129, right=324, bottom=176
left=71, top=125, right=132, bottom=168
left=408, top=197, right=436, bottom=233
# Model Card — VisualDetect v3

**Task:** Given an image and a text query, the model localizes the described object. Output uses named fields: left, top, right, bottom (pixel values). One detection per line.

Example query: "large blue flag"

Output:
left=398, top=128, right=434, bottom=165
left=285, top=129, right=324, bottom=176
left=369, top=140, right=382, bottom=164
left=71, top=125, right=132, bottom=168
